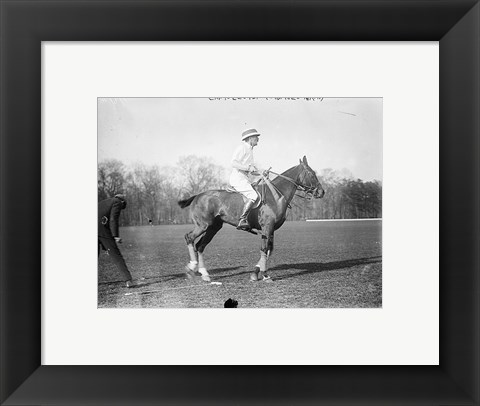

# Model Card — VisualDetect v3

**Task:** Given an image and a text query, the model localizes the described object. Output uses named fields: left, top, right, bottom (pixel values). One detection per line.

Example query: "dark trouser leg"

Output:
left=237, top=199, right=255, bottom=230
left=98, top=240, right=106, bottom=257
left=99, top=237, right=132, bottom=281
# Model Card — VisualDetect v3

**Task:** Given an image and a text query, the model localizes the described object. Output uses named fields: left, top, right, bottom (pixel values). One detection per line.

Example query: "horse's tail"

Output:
left=178, top=195, right=197, bottom=209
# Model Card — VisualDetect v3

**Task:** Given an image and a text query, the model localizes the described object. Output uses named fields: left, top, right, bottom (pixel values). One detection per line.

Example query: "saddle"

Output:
left=225, top=186, right=261, bottom=208
left=226, top=173, right=280, bottom=208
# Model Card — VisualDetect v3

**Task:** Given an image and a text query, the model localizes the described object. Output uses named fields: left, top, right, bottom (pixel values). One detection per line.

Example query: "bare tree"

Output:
left=177, top=155, right=227, bottom=196
left=98, top=159, right=126, bottom=201
left=98, top=157, right=381, bottom=224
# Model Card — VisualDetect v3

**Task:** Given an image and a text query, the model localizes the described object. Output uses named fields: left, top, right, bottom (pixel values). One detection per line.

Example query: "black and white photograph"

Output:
left=5, top=1, right=478, bottom=402
left=98, top=97, right=382, bottom=308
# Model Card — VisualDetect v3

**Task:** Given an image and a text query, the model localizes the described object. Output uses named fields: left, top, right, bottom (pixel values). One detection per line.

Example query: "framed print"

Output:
left=42, top=43, right=437, bottom=366
left=95, top=96, right=383, bottom=310
left=1, top=1, right=479, bottom=405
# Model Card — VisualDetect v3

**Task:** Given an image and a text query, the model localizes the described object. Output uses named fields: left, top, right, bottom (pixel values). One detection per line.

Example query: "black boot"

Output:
left=237, top=199, right=255, bottom=231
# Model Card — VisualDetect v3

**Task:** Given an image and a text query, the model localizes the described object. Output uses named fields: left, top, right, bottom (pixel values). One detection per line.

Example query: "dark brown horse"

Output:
left=177, top=156, right=325, bottom=282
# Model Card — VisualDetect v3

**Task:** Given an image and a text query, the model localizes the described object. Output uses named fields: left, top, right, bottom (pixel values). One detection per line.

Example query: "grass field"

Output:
left=98, top=220, right=382, bottom=308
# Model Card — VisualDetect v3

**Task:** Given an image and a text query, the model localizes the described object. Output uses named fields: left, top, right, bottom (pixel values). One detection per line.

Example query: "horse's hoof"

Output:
left=185, top=267, right=197, bottom=279
left=250, top=267, right=260, bottom=282
left=201, top=274, right=211, bottom=282
left=259, top=272, right=273, bottom=282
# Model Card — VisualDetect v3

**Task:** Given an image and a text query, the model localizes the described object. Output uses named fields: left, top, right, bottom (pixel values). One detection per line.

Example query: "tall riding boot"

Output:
left=237, top=199, right=255, bottom=230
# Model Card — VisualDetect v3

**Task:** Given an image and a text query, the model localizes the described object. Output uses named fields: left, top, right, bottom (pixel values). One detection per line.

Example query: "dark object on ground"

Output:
left=224, top=298, right=238, bottom=308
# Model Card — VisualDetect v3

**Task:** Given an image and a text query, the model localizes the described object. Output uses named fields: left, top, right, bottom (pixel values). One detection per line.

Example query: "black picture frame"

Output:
left=1, top=1, right=479, bottom=405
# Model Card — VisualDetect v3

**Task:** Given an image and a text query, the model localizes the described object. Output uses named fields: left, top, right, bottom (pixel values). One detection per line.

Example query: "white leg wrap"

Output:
left=187, top=261, right=198, bottom=271
left=187, top=244, right=198, bottom=263
left=256, top=251, right=268, bottom=272
left=198, top=267, right=209, bottom=276
left=198, top=267, right=210, bottom=282
left=198, top=252, right=206, bottom=269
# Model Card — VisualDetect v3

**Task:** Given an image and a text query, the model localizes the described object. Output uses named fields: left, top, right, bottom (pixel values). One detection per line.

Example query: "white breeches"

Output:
left=229, top=170, right=258, bottom=201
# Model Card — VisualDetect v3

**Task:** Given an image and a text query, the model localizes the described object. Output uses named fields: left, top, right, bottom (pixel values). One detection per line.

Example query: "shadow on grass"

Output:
left=100, top=266, right=245, bottom=288
left=209, top=266, right=263, bottom=280
left=160, top=266, right=244, bottom=282
left=207, top=266, right=242, bottom=276
left=100, top=273, right=185, bottom=288
left=99, top=257, right=381, bottom=287
left=270, top=256, right=382, bottom=281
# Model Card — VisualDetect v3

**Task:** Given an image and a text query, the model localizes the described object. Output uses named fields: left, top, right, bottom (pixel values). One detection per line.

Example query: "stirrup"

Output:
left=236, top=219, right=250, bottom=230
left=237, top=225, right=257, bottom=234
left=237, top=222, right=258, bottom=235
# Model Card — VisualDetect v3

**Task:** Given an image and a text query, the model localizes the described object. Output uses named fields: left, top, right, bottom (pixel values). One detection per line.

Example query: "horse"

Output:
left=177, top=156, right=325, bottom=282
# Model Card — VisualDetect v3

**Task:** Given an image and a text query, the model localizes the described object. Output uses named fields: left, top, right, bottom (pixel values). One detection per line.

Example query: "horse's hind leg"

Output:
left=195, top=217, right=223, bottom=282
left=184, top=223, right=208, bottom=278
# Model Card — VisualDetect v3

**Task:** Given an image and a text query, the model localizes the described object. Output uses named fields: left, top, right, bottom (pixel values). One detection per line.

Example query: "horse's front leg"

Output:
left=251, top=231, right=274, bottom=282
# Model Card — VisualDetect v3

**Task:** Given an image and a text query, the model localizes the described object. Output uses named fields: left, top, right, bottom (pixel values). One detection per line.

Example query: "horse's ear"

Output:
left=299, top=159, right=302, bottom=165
left=303, top=156, right=308, bottom=165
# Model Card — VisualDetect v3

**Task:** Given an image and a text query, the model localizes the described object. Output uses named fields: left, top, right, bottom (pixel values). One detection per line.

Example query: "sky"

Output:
left=98, top=97, right=382, bottom=181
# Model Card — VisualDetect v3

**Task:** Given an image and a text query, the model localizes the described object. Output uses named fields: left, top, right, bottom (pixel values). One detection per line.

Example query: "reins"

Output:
left=266, top=168, right=317, bottom=197
left=267, top=170, right=301, bottom=188
left=255, top=166, right=317, bottom=209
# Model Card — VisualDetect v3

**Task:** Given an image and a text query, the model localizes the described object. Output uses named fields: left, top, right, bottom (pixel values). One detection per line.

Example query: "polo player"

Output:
left=229, top=128, right=262, bottom=231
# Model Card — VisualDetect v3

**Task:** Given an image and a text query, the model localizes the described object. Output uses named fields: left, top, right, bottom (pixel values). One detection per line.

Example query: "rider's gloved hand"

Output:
left=114, top=237, right=122, bottom=244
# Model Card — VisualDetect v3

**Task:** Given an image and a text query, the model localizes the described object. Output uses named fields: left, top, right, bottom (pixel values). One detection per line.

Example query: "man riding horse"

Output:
left=178, top=126, right=325, bottom=283
left=230, top=128, right=263, bottom=231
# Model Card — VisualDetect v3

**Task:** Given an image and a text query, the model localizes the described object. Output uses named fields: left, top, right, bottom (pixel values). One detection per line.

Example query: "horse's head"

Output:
left=298, top=156, right=325, bottom=199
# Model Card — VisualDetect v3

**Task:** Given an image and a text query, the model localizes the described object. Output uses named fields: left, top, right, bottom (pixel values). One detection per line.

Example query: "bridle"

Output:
left=267, top=165, right=320, bottom=200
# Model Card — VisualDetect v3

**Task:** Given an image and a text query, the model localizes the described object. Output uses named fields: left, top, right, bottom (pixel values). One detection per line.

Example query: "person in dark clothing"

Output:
left=98, top=194, right=137, bottom=288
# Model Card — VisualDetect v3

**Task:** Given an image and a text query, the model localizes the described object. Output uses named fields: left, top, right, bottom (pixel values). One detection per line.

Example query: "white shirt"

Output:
left=229, top=141, right=258, bottom=200
left=231, top=141, right=255, bottom=171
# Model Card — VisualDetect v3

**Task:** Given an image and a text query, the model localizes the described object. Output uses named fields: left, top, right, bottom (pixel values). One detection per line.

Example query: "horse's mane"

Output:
left=271, top=164, right=300, bottom=185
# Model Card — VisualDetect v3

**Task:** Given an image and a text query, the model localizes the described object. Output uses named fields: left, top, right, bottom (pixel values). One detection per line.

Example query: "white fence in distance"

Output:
left=305, top=218, right=382, bottom=222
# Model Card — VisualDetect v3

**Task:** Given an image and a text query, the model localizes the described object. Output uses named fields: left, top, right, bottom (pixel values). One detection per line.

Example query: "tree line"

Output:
left=98, top=157, right=382, bottom=226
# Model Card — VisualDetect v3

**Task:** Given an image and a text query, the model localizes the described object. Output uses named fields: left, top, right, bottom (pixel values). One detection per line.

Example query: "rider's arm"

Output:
left=231, top=144, right=254, bottom=171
